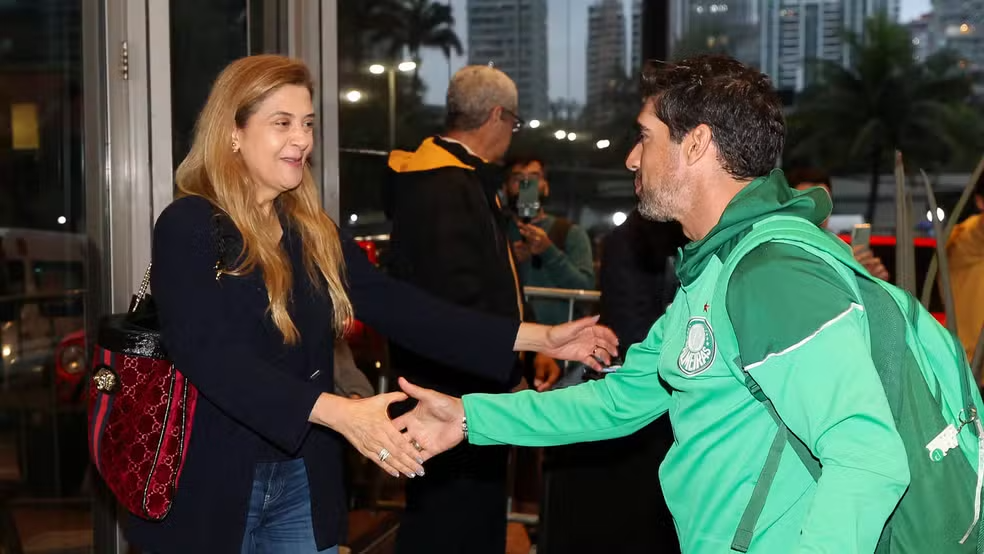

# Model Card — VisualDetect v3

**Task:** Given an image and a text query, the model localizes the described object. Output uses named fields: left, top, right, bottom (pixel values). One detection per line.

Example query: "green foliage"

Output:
left=787, top=12, right=984, bottom=221
left=371, top=0, right=463, bottom=96
left=338, top=0, right=463, bottom=150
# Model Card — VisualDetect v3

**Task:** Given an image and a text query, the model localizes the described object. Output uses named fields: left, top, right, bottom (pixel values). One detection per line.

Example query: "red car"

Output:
left=53, top=329, right=87, bottom=404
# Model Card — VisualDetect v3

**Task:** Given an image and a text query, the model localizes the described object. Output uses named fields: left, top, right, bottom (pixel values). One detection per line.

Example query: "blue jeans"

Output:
left=241, top=458, right=338, bottom=554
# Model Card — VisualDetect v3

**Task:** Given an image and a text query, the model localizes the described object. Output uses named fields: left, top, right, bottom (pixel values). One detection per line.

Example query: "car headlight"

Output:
left=59, top=344, right=86, bottom=375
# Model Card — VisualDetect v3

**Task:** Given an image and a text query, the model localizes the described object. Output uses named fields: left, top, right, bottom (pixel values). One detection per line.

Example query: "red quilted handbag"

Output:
left=87, top=264, right=198, bottom=520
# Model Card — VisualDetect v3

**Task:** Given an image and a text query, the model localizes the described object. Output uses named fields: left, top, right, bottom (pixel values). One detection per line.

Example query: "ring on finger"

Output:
left=591, top=347, right=606, bottom=364
left=378, top=448, right=390, bottom=463
left=410, top=439, right=424, bottom=452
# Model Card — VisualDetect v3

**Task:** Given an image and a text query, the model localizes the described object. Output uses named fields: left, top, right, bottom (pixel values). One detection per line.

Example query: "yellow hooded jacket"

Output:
left=383, top=136, right=526, bottom=396
left=947, top=213, right=984, bottom=365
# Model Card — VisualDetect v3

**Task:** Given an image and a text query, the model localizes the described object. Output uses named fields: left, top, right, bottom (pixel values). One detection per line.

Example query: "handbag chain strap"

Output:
left=131, top=211, right=228, bottom=313
left=131, top=263, right=153, bottom=312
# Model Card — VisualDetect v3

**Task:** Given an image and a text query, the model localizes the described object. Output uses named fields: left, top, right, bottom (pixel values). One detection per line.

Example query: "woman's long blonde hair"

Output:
left=175, top=54, right=352, bottom=343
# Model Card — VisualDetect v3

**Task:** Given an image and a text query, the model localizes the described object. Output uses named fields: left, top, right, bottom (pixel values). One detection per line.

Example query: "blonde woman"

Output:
left=133, top=55, right=616, bottom=554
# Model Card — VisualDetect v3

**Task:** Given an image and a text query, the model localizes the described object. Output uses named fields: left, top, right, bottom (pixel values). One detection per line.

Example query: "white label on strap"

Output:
left=927, top=424, right=960, bottom=462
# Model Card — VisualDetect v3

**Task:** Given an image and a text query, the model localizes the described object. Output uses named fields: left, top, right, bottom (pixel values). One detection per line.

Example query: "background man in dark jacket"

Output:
left=384, top=64, right=558, bottom=554
left=536, top=210, right=686, bottom=553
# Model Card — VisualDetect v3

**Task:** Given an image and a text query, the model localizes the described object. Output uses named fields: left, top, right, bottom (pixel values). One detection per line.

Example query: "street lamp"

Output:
left=528, top=119, right=541, bottom=129
left=343, top=90, right=363, bottom=103
left=567, top=132, right=577, bottom=141
left=554, top=130, right=567, bottom=140
left=369, top=61, right=417, bottom=150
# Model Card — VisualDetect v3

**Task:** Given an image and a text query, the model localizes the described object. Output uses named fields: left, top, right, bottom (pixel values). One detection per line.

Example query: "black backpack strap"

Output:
left=547, top=217, right=573, bottom=253
left=732, top=368, right=822, bottom=552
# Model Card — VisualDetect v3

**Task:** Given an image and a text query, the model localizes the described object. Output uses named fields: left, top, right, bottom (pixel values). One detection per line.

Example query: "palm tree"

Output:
left=338, top=0, right=403, bottom=70
left=788, top=13, right=979, bottom=223
left=374, top=0, right=464, bottom=96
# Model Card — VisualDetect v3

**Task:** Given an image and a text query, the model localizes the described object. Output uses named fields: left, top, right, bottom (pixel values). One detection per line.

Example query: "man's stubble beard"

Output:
left=637, top=170, right=685, bottom=223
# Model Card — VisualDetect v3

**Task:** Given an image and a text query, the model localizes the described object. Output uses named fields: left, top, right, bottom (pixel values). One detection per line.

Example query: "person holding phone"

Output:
left=786, top=168, right=890, bottom=280
left=502, top=157, right=596, bottom=327
left=499, top=157, right=599, bottom=520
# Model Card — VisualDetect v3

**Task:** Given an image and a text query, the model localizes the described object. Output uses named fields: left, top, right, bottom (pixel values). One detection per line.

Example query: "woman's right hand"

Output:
left=309, top=392, right=424, bottom=479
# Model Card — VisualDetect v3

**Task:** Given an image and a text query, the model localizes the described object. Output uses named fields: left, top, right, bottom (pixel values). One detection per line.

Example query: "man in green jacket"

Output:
left=394, top=54, right=911, bottom=554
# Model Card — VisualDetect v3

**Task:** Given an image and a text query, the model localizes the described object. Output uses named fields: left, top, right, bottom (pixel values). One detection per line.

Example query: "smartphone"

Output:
left=516, top=177, right=540, bottom=221
left=581, top=363, right=620, bottom=382
left=851, top=223, right=872, bottom=252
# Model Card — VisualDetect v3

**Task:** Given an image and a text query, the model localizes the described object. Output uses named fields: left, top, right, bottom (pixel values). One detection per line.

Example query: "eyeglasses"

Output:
left=501, top=108, right=524, bottom=133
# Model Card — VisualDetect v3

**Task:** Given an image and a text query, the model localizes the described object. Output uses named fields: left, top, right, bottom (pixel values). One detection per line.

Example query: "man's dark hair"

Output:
left=640, top=55, right=784, bottom=180
left=506, top=155, right=547, bottom=177
left=785, top=167, right=832, bottom=192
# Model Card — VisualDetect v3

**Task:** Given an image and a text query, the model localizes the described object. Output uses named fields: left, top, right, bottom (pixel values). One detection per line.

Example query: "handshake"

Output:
left=315, top=316, right=619, bottom=479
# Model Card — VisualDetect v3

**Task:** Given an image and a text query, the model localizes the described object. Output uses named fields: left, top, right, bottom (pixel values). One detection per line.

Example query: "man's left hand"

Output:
left=533, top=353, right=561, bottom=392
left=392, top=377, right=466, bottom=463
left=539, top=316, right=618, bottom=370
left=518, top=222, right=552, bottom=255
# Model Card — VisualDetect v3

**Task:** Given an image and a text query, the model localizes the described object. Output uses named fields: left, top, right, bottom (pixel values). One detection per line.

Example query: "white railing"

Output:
left=523, top=285, right=601, bottom=324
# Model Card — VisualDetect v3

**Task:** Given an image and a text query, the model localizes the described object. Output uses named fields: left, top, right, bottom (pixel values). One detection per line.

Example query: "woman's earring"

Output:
left=232, top=141, right=240, bottom=153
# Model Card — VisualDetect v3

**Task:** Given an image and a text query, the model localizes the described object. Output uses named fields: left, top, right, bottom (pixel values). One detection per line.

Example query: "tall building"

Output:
left=669, top=0, right=762, bottom=68
left=467, top=0, right=549, bottom=121
left=844, top=0, right=900, bottom=38
left=586, top=0, right=627, bottom=119
left=906, top=13, right=937, bottom=62
left=670, top=1, right=901, bottom=93
left=760, top=0, right=900, bottom=92
left=764, top=1, right=852, bottom=91
left=933, top=0, right=984, bottom=71
left=879, top=0, right=901, bottom=22
left=631, top=0, right=643, bottom=73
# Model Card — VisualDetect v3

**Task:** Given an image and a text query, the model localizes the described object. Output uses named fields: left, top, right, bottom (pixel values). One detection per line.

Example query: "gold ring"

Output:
left=411, top=439, right=424, bottom=452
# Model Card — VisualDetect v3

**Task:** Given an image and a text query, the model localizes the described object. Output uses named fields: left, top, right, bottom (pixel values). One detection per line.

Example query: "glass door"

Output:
left=0, top=1, right=95, bottom=551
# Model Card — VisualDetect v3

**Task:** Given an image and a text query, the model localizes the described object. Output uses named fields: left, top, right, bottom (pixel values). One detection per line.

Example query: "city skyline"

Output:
left=466, top=0, right=550, bottom=119
left=419, top=0, right=937, bottom=108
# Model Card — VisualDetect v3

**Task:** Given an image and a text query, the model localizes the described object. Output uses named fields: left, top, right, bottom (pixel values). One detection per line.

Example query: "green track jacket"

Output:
left=462, top=170, right=911, bottom=553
